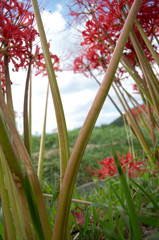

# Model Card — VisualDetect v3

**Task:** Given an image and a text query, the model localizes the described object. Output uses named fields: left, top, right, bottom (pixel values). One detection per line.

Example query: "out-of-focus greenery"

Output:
left=31, top=123, right=158, bottom=186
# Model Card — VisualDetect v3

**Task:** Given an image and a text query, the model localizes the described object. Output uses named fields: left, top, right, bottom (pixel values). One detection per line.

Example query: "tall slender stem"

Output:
left=31, top=0, right=70, bottom=188
left=53, top=0, right=142, bottom=239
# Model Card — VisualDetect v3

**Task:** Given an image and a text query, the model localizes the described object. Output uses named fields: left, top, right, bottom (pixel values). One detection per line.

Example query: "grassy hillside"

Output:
left=31, top=124, right=156, bottom=186
left=109, top=115, right=124, bottom=127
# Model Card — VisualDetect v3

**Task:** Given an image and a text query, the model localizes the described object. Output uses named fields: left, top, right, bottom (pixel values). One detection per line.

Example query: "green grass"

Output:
left=69, top=171, right=159, bottom=239
left=30, top=123, right=159, bottom=239
left=31, top=124, right=158, bottom=186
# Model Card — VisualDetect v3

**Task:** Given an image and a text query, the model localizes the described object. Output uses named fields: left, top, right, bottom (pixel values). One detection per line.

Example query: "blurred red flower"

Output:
left=90, top=151, right=147, bottom=179
left=71, top=207, right=93, bottom=227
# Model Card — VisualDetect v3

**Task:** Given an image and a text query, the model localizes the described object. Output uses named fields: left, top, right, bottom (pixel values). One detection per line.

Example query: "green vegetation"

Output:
left=31, top=124, right=158, bottom=186
left=33, top=124, right=159, bottom=239
left=69, top=172, right=159, bottom=240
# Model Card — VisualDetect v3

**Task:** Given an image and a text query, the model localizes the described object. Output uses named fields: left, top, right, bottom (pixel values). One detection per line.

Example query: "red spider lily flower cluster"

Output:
left=89, top=151, right=147, bottom=179
left=0, top=0, right=60, bottom=91
left=71, top=207, right=93, bottom=227
left=0, top=0, right=37, bottom=69
left=68, top=0, right=158, bottom=79
left=131, top=104, right=147, bottom=120
left=33, top=45, right=60, bottom=77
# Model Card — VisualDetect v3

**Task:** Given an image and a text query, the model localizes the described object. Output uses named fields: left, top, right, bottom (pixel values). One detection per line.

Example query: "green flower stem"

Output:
left=53, top=1, right=142, bottom=239
left=88, top=68, right=124, bottom=117
left=129, top=30, right=159, bottom=117
left=0, top=151, right=16, bottom=240
left=23, top=59, right=32, bottom=156
left=0, top=92, right=52, bottom=239
left=124, top=3, right=159, bottom=67
left=132, top=30, right=159, bottom=94
left=121, top=57, right=153, bottom=106
left=134, top=18, right=159, bottom=66
left=0, top=150, right=23, bottom=239
left=112, top=84, right=140, bottom=141
left=4, top=49, right=15, bottom=122
left=122, top=2, right=159, bottom=67
left=0, top=112, right=35, bottom=239
left=100, top=20, right=153, bottom=105
left=120, top=85, right=151, bottom=136
left=29, top=70, right=32, bottom=154
left=114, top=83, right=153, bottom=163
left=37, top=81, right=49, bottom=183
left=31, top=0, right=70, bottom=187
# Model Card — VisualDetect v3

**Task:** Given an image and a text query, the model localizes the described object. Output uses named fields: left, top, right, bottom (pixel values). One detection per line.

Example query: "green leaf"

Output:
left=84, top=209, right=90, bottom=235
left=130, top=179, right=159, bottom=210
left=90, top=202, right=108, bottom=211
left=108, top=185, right=114, bottom=232
left=139, top=215, right=159, bottom=227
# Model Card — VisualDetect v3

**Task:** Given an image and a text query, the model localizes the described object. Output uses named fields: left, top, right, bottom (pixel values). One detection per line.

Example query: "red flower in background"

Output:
left=71, top=207, right=86, bottom=227
left=33, top=45, right=60, bottom=77
left=90, top=151, right=147, bottom=179
left=131, top=104, right=147, bottom=119
left=71, top=207, right=93, bottom=227
left=133, top=84, right=140, bottom=94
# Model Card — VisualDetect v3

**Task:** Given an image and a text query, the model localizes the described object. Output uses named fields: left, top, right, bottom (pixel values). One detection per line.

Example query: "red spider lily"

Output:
left=33, top=45, right=60, bottom=76
left=89, top=151, right=147, bottom=179
left=69, top=0, right=158, bottom=77
left=71, top=207, right=93, bottom=227
left=131, top=104, right=147, bottom=119
left=0, top=0, right=60, bottom=90
left=0, top=0, right=37, bottom=70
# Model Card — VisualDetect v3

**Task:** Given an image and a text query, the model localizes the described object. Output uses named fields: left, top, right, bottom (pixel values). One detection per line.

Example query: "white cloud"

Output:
left=11, top=7, right=130, bottom=135
left=42, top=10, right=66, bottom=33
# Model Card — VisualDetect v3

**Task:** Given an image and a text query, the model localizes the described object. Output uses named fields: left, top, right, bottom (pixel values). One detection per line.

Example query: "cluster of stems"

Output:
left=0, top=0, right=158, bottom=239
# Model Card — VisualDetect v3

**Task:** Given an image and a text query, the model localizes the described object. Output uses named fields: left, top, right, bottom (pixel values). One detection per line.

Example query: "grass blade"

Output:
left=139, top=215, right=159, bottom=227
left=37, top=81, right=49, bottom=183
left=130, top=179, right=159, bottom=210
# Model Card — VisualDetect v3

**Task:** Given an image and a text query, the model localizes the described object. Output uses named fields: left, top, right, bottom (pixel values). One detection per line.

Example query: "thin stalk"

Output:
left=31, top=0, right=70, bottom=187
left=37, top=81, right=49, bottom=183
left=88, top=67, right=123, bottom=117
left=23, top=59, right=32, bottom=156
left=53, top=1, right=143, bottom=239
left=0, top=151, right=16, bottom=240
left=122, top=1, right=159, bottom=67
left=120, top=58, right=153, bottom=105
left=97, top=15, right=153, bottom=105
left=0, top=149, right=23, bottom=239
left=3, top=215, right=8, bottom=240
left=146, top=100, right=159, bottom=164
left=146, top=99, right=156, bottom=145
left=153, top=32, right=159, bottom=45
left=29, top=69, right=32, bottom=154
left=43, top=193, right=93, bottom=206
left=4, top=49, right=15, bottom=122
left=120, top=85, right=151, bottom=136
left=0, top=92, right=52, bottom=239
left=112, top=83, right=140, bottom=142
left=134, top=18, right=159, bottom=66
left=0, top=111, right=36, bottom=239
left=129, top=31, right=159, bottom=117
left=115, top=83, right=153, bottom=162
